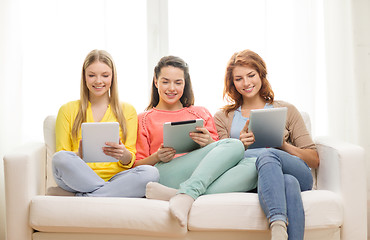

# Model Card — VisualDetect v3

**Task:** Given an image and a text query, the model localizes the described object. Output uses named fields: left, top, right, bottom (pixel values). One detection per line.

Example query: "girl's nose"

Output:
left=96, top=76, right=103, bottom=83
left=243, top=77, right=250, bottom=86
left=169, top=82, right=175, bottom=90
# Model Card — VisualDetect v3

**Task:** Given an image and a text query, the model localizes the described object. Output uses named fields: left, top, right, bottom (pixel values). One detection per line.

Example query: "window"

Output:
left=20, top=0, right=148, bottom=141
left=17, top=0, right=326, bottom=142
left=167, top=0, right=327, bottom=136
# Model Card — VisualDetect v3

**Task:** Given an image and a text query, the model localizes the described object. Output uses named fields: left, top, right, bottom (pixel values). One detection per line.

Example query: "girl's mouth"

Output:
left=94, top=85, right=105, bottom=89
left=244, top=86, right=254, bottom=93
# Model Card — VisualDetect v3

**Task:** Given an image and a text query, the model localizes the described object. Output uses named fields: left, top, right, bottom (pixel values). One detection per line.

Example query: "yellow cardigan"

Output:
left=55, top=100, right=137, bottom=181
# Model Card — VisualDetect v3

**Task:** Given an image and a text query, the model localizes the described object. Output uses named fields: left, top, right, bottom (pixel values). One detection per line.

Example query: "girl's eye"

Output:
left=88, top=75, right=95, bottom=78
left=234, top=78, right=242, bottom=81
left=248, top=74, right=255, bottom=78
left=103, top=75, right=109, bottom=78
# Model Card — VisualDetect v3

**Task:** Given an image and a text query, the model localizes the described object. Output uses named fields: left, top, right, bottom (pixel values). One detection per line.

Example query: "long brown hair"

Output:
left=71, top=49, right=127, bottom=141
left=146, top=55, right=194, bottom=110
left=223, top=49, right=274, bottom=114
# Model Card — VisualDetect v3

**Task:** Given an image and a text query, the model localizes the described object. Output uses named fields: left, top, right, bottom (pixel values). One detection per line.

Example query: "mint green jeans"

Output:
left=155, top=138, right=257, bottom=199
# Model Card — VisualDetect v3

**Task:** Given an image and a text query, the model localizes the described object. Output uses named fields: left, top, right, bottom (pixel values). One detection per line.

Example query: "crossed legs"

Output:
left=255, top=148, right=313, bottom=240
left=149, top=139, right=258, bottom=226
left=53, top=151, right=159, bottom=197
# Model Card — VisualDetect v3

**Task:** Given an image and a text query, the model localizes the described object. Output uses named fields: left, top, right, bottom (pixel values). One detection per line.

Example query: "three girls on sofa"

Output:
left=53, top=49, right=319, bottom=240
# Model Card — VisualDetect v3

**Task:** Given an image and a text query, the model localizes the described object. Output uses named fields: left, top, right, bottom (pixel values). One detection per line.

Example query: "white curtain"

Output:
left=323, top=0, right=358, bottom=142
left=18, top=0, right=148, bottom=143
left=323, top=0, right=370, bottom=231
left=167, top=0, right=328, bottom=137
left=1, top=0, right=369, bottom=239
left=0, top=0, right=22, bottom=238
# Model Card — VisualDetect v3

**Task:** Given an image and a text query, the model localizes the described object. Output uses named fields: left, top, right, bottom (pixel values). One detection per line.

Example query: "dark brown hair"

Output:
left=146, top=55, right=194, bottom=110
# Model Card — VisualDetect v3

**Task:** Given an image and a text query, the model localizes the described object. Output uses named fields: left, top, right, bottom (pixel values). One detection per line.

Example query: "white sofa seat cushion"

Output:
left=188, top=191, right=343, bottom=231
left=302, top=190, right=343, bottom=229
left=30, top=196, right=186, bottom=237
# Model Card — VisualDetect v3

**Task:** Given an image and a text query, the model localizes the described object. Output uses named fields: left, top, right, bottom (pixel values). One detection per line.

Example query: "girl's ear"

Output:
left=154, top=77, right=159, bottom=88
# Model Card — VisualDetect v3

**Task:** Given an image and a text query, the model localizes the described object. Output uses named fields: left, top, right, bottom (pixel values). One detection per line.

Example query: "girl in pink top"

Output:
left=135, top=56, right=257, bottom=227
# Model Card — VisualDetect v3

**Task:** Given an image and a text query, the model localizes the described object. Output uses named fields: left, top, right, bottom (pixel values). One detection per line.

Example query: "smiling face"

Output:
left=85, top=61, right=112, bottom=100
left=232, top=65, right=262, bottom=101
left=154, top=66, right=185, bottom=110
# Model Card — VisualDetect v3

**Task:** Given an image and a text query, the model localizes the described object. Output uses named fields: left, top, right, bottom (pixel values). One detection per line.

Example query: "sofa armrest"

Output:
left=314, top=136, right=367, bottom=240
left=3, top=142, right=46, bottom=240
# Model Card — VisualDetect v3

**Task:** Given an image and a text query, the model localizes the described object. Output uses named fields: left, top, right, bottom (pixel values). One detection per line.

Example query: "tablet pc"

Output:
left=248, top=107, right=287, bottom=149
left=81, top=122, right=120, bottom=162
left=163, top=119, right=204, bottom=154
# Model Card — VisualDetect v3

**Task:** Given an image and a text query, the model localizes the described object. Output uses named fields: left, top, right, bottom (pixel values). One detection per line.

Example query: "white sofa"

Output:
left=3, top=114, right=367, bottom=240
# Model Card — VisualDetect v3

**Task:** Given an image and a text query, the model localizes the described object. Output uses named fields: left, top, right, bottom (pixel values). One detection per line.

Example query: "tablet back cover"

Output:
left=81, top=122, right=119, bottom=162
left=163, top=119, right=203, bottom=154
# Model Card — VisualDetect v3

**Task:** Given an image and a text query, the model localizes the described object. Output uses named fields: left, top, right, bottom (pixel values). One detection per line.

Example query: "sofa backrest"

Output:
left=42, top=112, right=314, bottom=191
left=43, top=115, right=58, bottom=189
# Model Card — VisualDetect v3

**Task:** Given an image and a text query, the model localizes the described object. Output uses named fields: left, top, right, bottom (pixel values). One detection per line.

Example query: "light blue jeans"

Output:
left=52, top=151, right=159, bottom=197
left=254, top=148, right=313, bottom=240
left=155, top=138, right=258, bottom=199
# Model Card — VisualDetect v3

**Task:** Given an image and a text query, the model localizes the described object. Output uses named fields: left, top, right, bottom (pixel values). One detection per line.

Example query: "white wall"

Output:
left=324, top=0, right=370, bottom=235
left=351, top=0, right=370, bottom=237
left=0, top=0, right=22, bottom=239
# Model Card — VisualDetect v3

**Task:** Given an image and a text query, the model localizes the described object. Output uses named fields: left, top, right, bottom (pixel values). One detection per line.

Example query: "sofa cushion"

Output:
left=302, top=190, right=343, bottom=229
left=30, top=196, right=186, bottom=237
left=188, top=190, right=343, bottom=231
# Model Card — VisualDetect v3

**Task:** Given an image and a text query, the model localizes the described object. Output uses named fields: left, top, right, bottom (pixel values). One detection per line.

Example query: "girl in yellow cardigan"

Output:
left=52, top=49, right=159, bottom=197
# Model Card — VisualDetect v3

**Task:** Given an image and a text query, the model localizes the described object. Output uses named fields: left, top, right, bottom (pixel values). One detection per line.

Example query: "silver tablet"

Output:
left=163, top=119, right=204, bottom=154
left=81, top=122, right=120, bottom=162
left=248, top=107, right=287, bottom=149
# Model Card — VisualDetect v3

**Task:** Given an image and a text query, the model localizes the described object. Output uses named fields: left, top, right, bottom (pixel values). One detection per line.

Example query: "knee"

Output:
left=52, top=151, right=68, bottom=168
left=284, top=174, right=300, bottom=191
left=135, top=165, right=160, bottom=183
left=239, top=157, right=258, bottom=174
left=219, top=138, right=245, bottom=157
left=255, top=149, right=280, bottom=169
left=285, top=172, right=313, bottom=192
left=52, top=151, right=76, bottom=171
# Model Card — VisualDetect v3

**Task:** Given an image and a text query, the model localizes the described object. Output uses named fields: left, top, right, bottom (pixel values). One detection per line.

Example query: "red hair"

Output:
left=223, top=49, right=274, bottom=114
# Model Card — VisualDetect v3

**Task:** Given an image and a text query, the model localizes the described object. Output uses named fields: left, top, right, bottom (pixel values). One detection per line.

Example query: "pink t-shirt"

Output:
left=135, top=106, right=219, bottom=164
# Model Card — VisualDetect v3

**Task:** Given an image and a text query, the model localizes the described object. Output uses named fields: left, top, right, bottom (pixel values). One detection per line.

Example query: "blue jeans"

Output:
left=52, top=151, right=160, bottom=197
left=254, top=148, right=313, bottom=240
